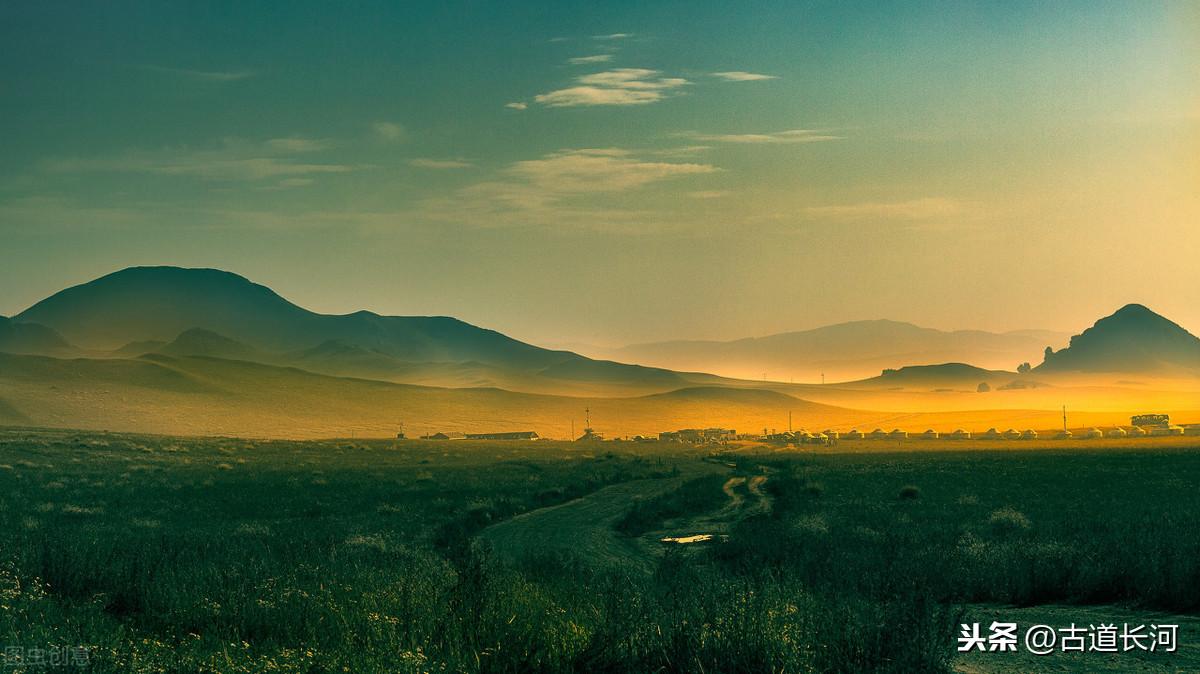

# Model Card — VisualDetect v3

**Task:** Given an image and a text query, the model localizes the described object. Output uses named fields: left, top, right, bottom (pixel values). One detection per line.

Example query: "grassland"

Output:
left=0, top=428, right=1198, bottom=672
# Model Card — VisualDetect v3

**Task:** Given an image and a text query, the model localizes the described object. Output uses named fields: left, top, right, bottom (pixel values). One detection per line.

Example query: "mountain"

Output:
left=14, top=266, right=691, bottom=392
left=158, top=328, right=264, bottom=361
left=0, top=316, right=77, bottom=356
left=601, top=320, right=1068, bottom=382
left=1037, top=304, right=1200, bottom=373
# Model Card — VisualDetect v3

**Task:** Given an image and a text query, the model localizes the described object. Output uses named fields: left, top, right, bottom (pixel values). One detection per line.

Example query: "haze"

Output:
left=2, top=2, right=1198, bottom=346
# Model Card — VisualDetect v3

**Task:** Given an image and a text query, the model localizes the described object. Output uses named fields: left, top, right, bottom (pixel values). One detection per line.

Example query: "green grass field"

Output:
left=1, top=428, right=1198, bottom=672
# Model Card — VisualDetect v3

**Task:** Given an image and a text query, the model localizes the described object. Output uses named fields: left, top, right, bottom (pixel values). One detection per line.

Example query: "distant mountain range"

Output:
left=1, top=267, right=1198, bottom=437
left=593, top=320, right=1070, bottom=382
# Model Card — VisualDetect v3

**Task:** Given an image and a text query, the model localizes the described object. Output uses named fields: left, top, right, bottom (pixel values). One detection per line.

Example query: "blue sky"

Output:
left=2, top=1, right=1197, bottom=345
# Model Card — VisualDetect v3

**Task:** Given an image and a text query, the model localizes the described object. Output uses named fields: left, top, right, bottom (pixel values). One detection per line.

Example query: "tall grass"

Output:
left=0, top=431, right=1197, bottom=671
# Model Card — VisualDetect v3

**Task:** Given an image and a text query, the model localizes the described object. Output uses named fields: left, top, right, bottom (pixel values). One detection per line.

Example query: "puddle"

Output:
left=660, top=533, right=728, bottom=544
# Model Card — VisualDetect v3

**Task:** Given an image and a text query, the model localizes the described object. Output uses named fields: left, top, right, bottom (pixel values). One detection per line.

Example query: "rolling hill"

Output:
left=0, top=350, right=875, bottom=439
left=0, top=316, right=77, bottom=356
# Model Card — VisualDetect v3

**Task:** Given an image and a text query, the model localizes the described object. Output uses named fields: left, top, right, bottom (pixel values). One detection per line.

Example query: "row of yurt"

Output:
left=830, top=423, right=1195, bottom=442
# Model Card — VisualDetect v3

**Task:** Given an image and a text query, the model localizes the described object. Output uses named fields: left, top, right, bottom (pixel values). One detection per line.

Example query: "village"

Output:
left=411, top=412, right=1197, bottom=447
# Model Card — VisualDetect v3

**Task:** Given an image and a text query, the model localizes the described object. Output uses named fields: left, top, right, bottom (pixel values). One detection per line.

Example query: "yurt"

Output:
left=1149, top=425, right=1184, bottom=436
left=868, top=428, right=888, bottom=440
left=920, top=429, right=939, bottom=440
left=888, top=428, right=908, bottom=440
left=1085, top=428, right=1104, bottom=439
left=950, top=429, right=972, bottom=440
left=981, top=428, right=1002, bottom=440
left=1107, top=427, right=1127, bottom=438
left=1002, top=428, right=1021, bottom=440
left=1019, top=429, right=1038, bottom=440
left=845, top=429, right=864, bottom=440
left=1127, top=426, right=1147, bottom=437
left=823, top=430, right=841, bottom=441
left=1054, top=430, right=1073, bottom=439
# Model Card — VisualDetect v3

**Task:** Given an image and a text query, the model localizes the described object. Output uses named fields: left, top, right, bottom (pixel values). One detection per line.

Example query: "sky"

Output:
left=2, top=1, right=1198, bottom=347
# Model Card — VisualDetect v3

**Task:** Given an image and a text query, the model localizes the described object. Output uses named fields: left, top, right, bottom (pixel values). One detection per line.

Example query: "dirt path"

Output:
left=746, top=475, right=770, bottom=515
left=721, top=477, right=746, bottom=510
left=478, top=463, right=722, bottom=572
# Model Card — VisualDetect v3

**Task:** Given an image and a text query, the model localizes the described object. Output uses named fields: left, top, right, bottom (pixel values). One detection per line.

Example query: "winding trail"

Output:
left=479, top=471, right=710, bottom=572
left=478, top=459, right=774, bottom=572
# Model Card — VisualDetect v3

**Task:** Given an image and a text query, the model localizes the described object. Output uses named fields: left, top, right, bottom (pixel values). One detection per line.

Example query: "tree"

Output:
left=977, top=382, right=991, bottom=393
left=1044, top=346, right=1054, bottom=360
left=1017, top=362, right=1031, bottom=374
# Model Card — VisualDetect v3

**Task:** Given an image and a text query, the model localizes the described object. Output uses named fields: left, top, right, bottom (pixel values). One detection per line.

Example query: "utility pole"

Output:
left=1062, top=405, right=1068, bottom=432
left=789, top=411, right=793, bottom=432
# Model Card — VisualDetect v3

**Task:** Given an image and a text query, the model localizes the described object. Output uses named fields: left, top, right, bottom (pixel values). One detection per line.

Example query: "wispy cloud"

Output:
left=711, top=71, right=777, bottom=82
left=593, top=33, right=632, bottom=40
left=140, top=65, right=256, bottom=82
left=534, top=68, right=688, bottom=107
left=568, top=54, right=613, bottom=65
left=688, top=190, right=731, bottom=199
left=684, top=129, right=841, bottom=144
left=372, top=121, right=406, bottom=142
left=651, top=145, right=712, bottom=158
left=43, top=138, right=358, bottom=182
left=505, top=101, right=528, bottom=110
left=409, top=158, right=474, bottom=169
left=423, top=148, right=717, bottom=230
left=804, top=198, right=963, bottom=221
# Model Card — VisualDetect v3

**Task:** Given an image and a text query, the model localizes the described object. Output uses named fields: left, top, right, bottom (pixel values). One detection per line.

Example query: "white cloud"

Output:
left=804, top=198, right=963, bottom=221
left=409, top=158, right=474, bottom=169
left=140, top=65, right=256, bottom=82
left=685, top=129, right=841, bottom=144
left=568, top=54, right=614, bottom=65
left=652, top=145, right=712, bottom=158
left=423, top=148, right=718, bottom=229
left=505, top=101, right=528, bottom=110
left=534, top=68, right=688, bottom=107
left=688, top=190, right=731, bottom=199
left=265, top=137, right=330, bottom=153
left=505, top=148, right=715, bottom=192
left=372, top=121, right=405, bottom=142
left=43, top=138, right=357, bottom=182
left=711, top=71, right=777, bottom=82
left=593, top=33, right=632, bottom=40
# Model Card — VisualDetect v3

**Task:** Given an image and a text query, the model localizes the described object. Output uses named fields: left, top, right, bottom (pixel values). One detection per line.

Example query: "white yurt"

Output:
left=1002, top=428, right=1021, bottom=440
left=888, top=428, right=908, bottom=440
left=1020, top=429, right=1038, bottom=440
left=920, top=429, right=939, bottom=440
left=1107, top=427, right=1127, bottom=438
left=1085, top=428, right=1104, bottom=439
left=950, top=429, right=972, bottom=440
left=845, top=429, right=864, bottom=440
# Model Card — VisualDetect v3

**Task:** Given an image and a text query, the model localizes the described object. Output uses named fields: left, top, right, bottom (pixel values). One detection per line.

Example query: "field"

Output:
left=1, top=428, right=1198, bottom=672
